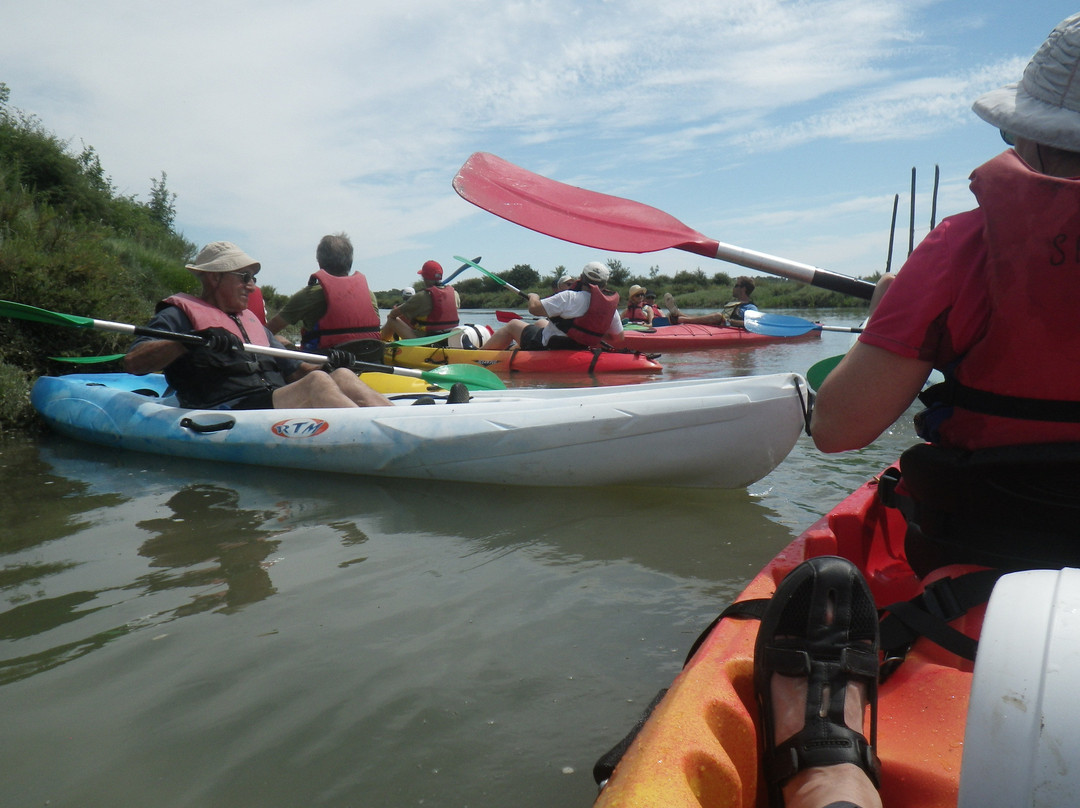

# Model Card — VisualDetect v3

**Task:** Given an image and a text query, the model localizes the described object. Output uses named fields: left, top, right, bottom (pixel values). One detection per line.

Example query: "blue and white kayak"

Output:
left=30, top=372, right=811, bottom=488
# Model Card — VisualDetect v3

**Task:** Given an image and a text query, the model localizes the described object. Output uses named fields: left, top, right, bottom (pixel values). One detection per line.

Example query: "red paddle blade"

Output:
left=453, top=152, right=720, bottom=259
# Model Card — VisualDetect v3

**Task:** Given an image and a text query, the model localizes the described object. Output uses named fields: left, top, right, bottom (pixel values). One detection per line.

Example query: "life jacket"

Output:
left=414, top=285, right=459, bottom=334
left=300, top=270, right=381, bottom=349
left=550, top=283, right=620, bottom=348
left=623, top=302, right=650, bottom=324
left=246, top=285, right=267, bottom=325
left=160, top=293, right=286, bottom=409
left=917, top=151, right=1080, bottom=447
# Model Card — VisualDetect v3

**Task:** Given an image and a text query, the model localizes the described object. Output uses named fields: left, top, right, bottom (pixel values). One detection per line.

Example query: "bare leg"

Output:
left=273, top=369, right=393, bottom=408
left=483, top=319, right=530, bottom=351
left=674, top=313, right=727, bottom=326
left=382, top=318, right=419, bottom=340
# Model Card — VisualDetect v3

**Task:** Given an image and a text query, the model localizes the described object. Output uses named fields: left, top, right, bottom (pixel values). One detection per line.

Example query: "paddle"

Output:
left=742, top=310, right=863, bottom=338
left=453, top=152, right=876, bottom=301
left=439, top=256, right=481, bottom=286
left=453, top=255, right=528, bottom=299
left=49, top=353, right=127, bottom=364
left=1, top=300, right=506, bottom=390
left=807, top=355, right=844, bottom=391
left=390, top=329, right=462, bottom=346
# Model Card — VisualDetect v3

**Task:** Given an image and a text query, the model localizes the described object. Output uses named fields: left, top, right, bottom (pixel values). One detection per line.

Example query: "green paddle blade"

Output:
left=807, top=354, right=843, bottom=391
left=418, top=363, right=505, bottom=390
left=49, top=354, right=127, bottom=364
left=391, top=330, right=461, bottom=346
left=0, top=299, right=95, bottom=328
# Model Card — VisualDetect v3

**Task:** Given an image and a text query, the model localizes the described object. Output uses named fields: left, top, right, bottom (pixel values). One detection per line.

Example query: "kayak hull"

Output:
left=30, top=372, right=809, bottom=488
left=595, top=475, right=977, bottom=806
left=622, top=323, right=821, bottom=351
left=384, top=342, right=663, bottom=373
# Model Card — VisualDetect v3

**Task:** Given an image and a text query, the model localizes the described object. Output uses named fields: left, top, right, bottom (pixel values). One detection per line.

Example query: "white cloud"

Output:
left=0, top=0, right=1050, bottom=293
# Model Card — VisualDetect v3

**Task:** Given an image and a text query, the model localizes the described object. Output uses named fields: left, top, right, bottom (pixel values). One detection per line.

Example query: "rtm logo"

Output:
left=271, top=418, right=330, bottom=438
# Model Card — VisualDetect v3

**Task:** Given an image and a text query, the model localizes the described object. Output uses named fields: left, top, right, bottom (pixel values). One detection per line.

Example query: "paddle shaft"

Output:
left=454, top=256, right=529, bottom=299
left=94, top=318, right=427, bottom=378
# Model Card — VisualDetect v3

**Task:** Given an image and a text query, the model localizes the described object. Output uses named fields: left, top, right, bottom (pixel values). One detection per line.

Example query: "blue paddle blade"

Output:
left=742, top=310, right=820, bottom=337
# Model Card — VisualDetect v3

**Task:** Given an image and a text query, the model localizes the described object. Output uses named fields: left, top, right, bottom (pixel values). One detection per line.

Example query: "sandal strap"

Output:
left=770, top=723, right=881, bottom=788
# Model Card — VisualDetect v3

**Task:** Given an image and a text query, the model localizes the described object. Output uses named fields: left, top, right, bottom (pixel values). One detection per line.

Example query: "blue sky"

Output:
left=2, top=1, right=1076, bottom=296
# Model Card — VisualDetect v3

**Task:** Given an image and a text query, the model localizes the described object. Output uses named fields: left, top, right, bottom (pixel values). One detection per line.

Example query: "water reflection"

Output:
left=135, top=485, right=284, bottom=615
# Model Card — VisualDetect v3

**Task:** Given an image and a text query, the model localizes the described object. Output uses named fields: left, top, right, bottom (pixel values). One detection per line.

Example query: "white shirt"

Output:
left=539, top=289, right=623, bottom=346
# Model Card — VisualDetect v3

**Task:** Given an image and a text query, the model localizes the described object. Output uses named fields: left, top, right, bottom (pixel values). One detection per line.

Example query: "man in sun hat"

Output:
left=622, top=284, right=653, bottom=325
left=381, top=259, right=461, bottom=340
left=483, top=260, right=625, bottom=351
left=761, top=16, right=1080, bottom=808
left=125, top=241, right=393, bottom=410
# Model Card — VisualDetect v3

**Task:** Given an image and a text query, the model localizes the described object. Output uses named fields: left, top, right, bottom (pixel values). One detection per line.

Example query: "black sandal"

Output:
left=754, top=556, right=881, bottom=807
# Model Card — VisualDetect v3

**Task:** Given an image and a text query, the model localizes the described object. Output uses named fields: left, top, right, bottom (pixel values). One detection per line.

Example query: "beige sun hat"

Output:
left=628, top=284, right=647, bottom=298
left=185, top=241, right=261, bottom=274
left=972, top=13, right=1080, bottom=152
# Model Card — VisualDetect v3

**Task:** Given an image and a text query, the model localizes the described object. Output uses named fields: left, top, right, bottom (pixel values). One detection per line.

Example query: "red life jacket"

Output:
left=921, top=150, right=1080, bottom=447
left=165, top=293, right=271, bottom=346
left=551, top=283, right=620, bottom=347
left=623, top=302, right=650, bottom=323
left=160, top=294, right=285, bottom=408
left=416, top=285, right=459, bottom=334
left=246, top=286, right=267, bottom=325
left=301, top=270, right=381, bottom=349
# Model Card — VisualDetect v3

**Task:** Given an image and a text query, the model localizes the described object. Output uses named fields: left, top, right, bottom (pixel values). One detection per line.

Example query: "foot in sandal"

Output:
left=754, top=555, right=882, bottom=808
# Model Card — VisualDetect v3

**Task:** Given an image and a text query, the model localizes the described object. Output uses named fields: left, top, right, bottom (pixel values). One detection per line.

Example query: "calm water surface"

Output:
left=1, top=310, right=921, bottom=807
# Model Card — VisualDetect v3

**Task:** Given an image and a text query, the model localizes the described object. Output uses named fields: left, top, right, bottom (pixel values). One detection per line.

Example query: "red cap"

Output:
left=418, top=260, right=443, bottom=280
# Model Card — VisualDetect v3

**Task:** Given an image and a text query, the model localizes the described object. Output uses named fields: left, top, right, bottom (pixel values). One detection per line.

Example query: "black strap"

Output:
left=878, top=569, right=1004, bottom=668
left=921, top=379, right=1080, bottom=423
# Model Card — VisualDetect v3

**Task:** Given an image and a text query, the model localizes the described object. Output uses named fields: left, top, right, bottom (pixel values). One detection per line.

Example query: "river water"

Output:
left=0, top=310, right=921, bottom=807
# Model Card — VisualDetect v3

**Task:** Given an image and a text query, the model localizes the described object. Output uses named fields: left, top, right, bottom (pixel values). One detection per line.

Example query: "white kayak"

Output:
left=29, top=372, right=810, bottom=488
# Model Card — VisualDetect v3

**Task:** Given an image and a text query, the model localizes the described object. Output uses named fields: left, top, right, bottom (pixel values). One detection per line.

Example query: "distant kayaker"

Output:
left=643, top=290, right=664, bottom=321
left=124, top=241, right=393, bottom=410
left=381, top=260, right=461, bottom=340
left=663, top=276, right=759, bottom=327
left=266, top=233, right=381, bottom=351
left=623, top=285, right=654, bottom=325
left=483, top=261, right=626, bottom=351
left=765, top=15, right=1080, bottom=808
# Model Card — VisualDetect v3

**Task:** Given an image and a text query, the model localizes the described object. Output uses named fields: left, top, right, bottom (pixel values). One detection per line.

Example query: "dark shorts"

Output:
left=223, top=389, right=277, bottom=410
left=518, top=324, right=547, bottom=350
left=518, top=324, right=585, bottom=351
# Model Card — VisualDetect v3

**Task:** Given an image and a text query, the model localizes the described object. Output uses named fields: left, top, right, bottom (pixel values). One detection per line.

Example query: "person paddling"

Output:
left=758, top=14, right=1080, bottom=808
left=125, top=242, right=393, bottom=410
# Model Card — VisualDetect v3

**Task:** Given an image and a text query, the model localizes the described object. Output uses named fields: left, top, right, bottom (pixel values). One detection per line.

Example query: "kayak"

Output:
left=621, top=322, right=822, bottom=351
left=383, top=342, right=663, bottom=374
left=30, top=372, right=810, bottom=488
left=593, top=469, right=980, bottom=807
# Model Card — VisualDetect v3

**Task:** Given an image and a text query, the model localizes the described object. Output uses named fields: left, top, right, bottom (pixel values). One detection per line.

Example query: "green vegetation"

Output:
left=0, top=83, right=195, bottom=429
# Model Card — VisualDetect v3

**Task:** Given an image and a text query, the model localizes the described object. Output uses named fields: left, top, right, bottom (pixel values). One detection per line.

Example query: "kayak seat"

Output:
left=882, top=441, right=1080, bottom=573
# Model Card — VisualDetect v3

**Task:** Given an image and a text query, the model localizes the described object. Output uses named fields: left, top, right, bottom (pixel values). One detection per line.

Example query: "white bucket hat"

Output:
left=581, top=261, right=610, bottom=283
left=973, top=13, right=1080, bottom=152
left=185, top=241, right=261, bottom=274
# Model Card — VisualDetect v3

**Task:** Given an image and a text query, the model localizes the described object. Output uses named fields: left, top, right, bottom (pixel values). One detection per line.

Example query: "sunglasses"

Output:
left=1000, top=129, right=1016, bottom=146
left=228, top=270, right=258, bottom=285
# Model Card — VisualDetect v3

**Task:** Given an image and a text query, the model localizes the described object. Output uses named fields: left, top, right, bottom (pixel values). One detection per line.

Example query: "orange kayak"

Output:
left=594, top=471, right=982, bottom=808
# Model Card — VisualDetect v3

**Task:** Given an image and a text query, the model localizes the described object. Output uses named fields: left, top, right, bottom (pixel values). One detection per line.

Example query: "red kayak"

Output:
left=622, top=322, right=821, bottom=351
left=383, top=341, right=662, bottom=374
left=593, top=468, right=990, bottom=807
